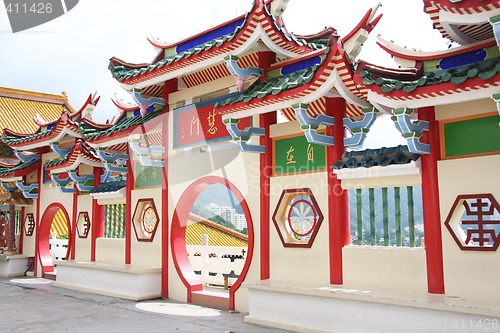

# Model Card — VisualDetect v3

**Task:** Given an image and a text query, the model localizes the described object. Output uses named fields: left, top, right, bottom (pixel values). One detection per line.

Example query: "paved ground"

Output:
left=0, top=277, right=290, bottom=333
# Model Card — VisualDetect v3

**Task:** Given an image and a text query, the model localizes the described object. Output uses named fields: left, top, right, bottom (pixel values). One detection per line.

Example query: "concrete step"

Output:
left=44, top=272, right=57, bottom=281
left=191, top=289, right=229, bottom=310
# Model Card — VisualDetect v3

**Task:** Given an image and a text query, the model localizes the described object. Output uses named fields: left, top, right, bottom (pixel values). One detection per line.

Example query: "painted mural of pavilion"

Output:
left=0, top=0, right=499, bottom=331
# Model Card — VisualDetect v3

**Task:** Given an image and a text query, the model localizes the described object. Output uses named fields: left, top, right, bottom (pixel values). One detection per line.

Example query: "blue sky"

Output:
left=0, top=0, right=448, bottom=147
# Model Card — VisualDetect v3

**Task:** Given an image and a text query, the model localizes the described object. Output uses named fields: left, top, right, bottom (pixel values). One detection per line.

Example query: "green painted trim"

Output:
left=382, top=187, right=389, bottom=247
left=395, top=187, right=402, bottom=247
left=356, top=189, right=363, bottom=246
left=369, top=188, right=376, bottom=246
left=408, top=186, right=415, bottom=247
left=444, top=115, right=500, bottom=157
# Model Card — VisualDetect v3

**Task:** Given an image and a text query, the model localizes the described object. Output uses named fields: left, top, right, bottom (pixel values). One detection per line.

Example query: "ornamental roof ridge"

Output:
left=108, top=0, right=330, bottom=87
left=376, top=35, right=497, bottom=61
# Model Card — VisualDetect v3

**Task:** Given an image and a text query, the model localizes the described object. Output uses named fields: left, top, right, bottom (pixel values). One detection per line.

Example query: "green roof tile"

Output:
left=332, top=145, right=421, bottom=170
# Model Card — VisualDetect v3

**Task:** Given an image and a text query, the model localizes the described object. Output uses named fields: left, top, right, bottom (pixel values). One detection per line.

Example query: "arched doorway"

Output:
left=171, top=176, right=254, bottom=310
left=38, top=203, right=71, bottom=277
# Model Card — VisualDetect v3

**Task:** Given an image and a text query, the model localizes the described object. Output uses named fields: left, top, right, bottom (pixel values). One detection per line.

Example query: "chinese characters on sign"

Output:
left=174, top=102, right=251, bottom=148
left=274, top=135, right=325, bottom=175
left=135, top=163, right=162, bottom=188
left=445, top=194, right=500, bottom=251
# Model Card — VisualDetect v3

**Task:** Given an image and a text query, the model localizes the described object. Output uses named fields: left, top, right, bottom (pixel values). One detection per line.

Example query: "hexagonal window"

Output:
left=132, top=198, right=159, bottom=242
left=444, top=194, right=500, bottom=251
left=76, top=212, right=90, bottom=238
left=24, top=213, right=35, bottom=236
left=272, top=188, right=323, bottom=248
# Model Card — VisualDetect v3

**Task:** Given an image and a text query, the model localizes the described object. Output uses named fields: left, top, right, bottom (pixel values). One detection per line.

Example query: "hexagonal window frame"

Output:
left=24, top=213, right=35, bottom=236
left=444, top=193, right=500, bottom=251
left=132, top=198, right=159, bottom=242
left=76, top=211, right=91, bottom=239
left=272, top=188, right=324, bottom=248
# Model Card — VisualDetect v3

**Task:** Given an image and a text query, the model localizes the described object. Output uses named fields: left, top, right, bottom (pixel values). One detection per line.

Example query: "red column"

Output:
left=419, top=106, right=445, bottom=294
left=259, top=112, right=276, bottom=280
left=91, top=167, right=104, bottom=262
left=161, top=78, right=177, bottom=298
left=325, top=97, right=349, bottom=285
left=258, top=51, right=276, bottom=280
left=18, top=207, right=25, bottom=255
left=70, top=190, right=78, bottom=260
left=34, top=161, right=43, bottom=275
left=125, top=156, right=133, bottom=265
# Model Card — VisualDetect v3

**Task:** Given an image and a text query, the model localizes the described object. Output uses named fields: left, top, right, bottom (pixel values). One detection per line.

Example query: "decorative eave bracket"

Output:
left=130, top=89, right=166, bottom=117
left=392, top=108, right=430, bottom=154
left=223, top=118, right=265, bottom=153
left=343, top=107, right=379, bottom=147
left=68, top=170, right=94, bottom=192
left=293, top=103, right=335, bottom=146
left=14, top=151, right=40, bottom=163
left=490, top=14, right=500, bottom=49
left=96, top=149, right=129, bottom=174
left=294, top=103, right=379, bottom=147
left=129, top=140, right=165, bottom=167
left=0, top=182, right=18, bottom=192
left=50, top=142, right=72, bottom=157
left=15, top=180, right=38, bottom=198
left=224, top=55, right=264, bottom=92
left=52, top=173, right=76, bottom=194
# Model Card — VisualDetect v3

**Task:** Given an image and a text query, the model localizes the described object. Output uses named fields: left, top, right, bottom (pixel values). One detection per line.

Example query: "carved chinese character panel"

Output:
left=445, top=194, right=500, bottom=251
left=76, top=212, right=90, bottom=238
left=24, top=213, right=35, bottom=236
left=273, top=134, right=326, bottom=176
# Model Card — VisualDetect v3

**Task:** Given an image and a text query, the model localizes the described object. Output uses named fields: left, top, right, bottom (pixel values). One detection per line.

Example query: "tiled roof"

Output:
left=82, top=108, right=165, bottom=141
left=186, top=213, right=248, bottom=247
left=358, top=57, right=500, bottom=94
left=0, top=160, right=38, bottom=177
left=332, top=145, right=421, bottom=170
left=0, top=87, right=73, bottom=135
left=90, top=180, right=126, bottom=194
left=50, top=208, right=69, bottom=238
left=109, top=3, right=326, bottom=84
left=215, top=61, right=320, bottom=108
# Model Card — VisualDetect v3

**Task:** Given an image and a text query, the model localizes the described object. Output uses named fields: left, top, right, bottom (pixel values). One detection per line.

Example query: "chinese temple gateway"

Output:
left=1, top=0, right=500, bottom=331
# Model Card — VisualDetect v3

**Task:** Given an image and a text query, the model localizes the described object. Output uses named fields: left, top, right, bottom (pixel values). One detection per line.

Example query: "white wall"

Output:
left=75, top=194, right=93, bottom=262
left=269, top=172, right=331, bottom=286
left=131, top=188, right=162, bottom=268
left=438, top=154, right=500, bottom=300
left=343, top=246, right=427, bottom=293
left=167, top=113, right=261, bottom=311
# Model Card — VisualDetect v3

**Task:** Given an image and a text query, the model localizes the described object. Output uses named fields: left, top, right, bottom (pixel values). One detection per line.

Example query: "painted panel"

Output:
left=273, top=134, right=326, bottom=175
left=443, top=114, right=500, bottom=158
left=173, top=100, right=251, bottom=149
left=135, top=162, right=162, bottom=188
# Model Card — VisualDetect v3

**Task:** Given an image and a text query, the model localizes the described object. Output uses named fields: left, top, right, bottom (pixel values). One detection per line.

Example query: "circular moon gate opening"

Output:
left=38, top=203, right=71, bottom=277
left=171, top=177, right=254, bottom=311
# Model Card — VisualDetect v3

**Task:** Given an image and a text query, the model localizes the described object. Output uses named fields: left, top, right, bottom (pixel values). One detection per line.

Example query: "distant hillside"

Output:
left=193, top=183, right=244, bottom=214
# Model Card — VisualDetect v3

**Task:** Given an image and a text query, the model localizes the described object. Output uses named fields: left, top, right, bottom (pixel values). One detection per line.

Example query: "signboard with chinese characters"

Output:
left=135, top=163, right=163, bottom=188
left=273, top=134, right=326, bottom=175
left=173, top=99, right=251, bottom=149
